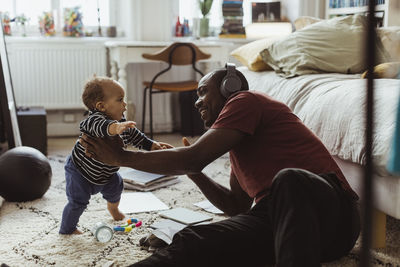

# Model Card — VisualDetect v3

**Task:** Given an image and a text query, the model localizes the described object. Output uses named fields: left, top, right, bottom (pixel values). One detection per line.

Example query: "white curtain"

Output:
left=116, top=0, right=179, bottom=41
left=283, top=0, right=326, bottom=22
left=298, top=0, right=325, bottom=18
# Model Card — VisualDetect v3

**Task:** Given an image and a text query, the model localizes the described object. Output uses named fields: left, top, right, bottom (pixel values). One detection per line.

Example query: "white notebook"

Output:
left=158, top=207, right=213, bottom=225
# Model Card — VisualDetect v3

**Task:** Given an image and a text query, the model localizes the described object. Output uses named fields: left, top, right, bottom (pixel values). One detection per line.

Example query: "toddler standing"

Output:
left=59, top=76, right=171, bottom=234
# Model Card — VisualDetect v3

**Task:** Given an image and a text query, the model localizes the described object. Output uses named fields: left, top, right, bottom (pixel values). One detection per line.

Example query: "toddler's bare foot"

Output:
left=72, top=229, right=83, bottom=234
left=107, top=201, right=125, bottom=221
left=109, top=208, right=125, bottom=221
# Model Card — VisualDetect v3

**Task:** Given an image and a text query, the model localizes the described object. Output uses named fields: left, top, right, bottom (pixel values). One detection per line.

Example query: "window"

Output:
left=59, top=0, right=109, bottom=26
left=15, top=0, right=52, bottom=26
left=179, top=0, right=223, bottom=29
left=1, top=0, right=110, bottom=35
left=179, top=0, right=252, bottom=35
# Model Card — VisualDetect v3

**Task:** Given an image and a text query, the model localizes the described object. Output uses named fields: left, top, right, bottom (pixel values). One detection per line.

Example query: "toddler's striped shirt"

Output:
left=71, top=111, right=153, bottom=185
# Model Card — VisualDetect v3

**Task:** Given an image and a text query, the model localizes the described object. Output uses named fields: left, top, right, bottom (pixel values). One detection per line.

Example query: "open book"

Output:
left=119, top=167, right=180, bottom=191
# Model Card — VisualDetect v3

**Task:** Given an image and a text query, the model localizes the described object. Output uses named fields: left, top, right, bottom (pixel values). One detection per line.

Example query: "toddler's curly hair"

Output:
left=82, top=76, right=114, bottom=110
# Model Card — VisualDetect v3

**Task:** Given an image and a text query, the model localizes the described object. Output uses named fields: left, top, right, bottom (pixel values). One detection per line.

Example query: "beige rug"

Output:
left=0, top=155, right=399, bottom=267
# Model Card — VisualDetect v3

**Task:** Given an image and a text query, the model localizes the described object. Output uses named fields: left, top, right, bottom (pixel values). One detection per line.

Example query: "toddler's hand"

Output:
left=151, top=141, right=174, bottom=150
left=110, top=121, right=136, bottom=135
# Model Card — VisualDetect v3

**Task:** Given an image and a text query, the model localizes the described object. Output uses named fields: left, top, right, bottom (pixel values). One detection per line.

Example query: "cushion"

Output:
left=230, top=36, right=286, bottom=72
left=377, top=26, right=400, bottom=62
left=260, top=14, right=390, bottom=78
left=294, top=18, right=400, bottom=58
left=361, top=62, right=400, bottom=79
left=294, top=16, right=322, bottom=31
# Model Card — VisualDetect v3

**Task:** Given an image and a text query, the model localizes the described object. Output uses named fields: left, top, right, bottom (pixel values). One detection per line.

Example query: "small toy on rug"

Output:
left=113, top=218, right=142, bottom=232
left=92, top=222, right=113, bottom=243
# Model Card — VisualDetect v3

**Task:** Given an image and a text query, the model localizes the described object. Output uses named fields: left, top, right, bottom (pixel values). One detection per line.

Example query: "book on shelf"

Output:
left=219, top=33, right=246, bottom=38
left=119, top=167, right=180, bottom=191
left=329, top=0, right=385, bottom=8
left=220, top=0, right=246, bottom=38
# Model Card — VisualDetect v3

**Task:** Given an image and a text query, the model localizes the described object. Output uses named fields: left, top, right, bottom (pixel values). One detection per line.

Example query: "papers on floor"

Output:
left=119, top=192, right=169, bottom=214
left=119, top=167, right=180, bottom=191
left=194, top=200, right=224, bottom=214
left=158, top=207, right=213, bottom=225
left=150, top=208, right=213, bottom=245
left=150, top=226, right=182, bottom=245
left=150, top=218, right=187, bottom=230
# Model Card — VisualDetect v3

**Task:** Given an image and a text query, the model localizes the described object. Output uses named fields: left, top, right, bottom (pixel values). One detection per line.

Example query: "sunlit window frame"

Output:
left=2, top=0, right=111, bottom=36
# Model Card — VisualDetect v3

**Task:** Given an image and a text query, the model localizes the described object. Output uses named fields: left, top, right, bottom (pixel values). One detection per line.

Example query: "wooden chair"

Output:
left=141, top=42, right=211, bottom=138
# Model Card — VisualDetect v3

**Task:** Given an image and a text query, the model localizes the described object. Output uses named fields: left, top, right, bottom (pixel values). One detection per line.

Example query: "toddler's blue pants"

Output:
left=59, top=156, right=123, bottom=234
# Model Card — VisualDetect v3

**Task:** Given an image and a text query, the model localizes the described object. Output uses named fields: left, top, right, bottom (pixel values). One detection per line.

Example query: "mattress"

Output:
left=238, top=66, right=400, bottom=176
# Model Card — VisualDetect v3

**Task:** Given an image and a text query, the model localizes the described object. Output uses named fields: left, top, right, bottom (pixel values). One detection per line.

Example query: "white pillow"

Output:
left=230, top=36, right=284, bottom=71
left=294, top=16, right=322, bottom=31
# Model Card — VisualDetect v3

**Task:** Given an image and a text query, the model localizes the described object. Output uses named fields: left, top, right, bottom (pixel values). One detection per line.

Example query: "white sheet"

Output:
left=239, top=66, right=400, bottom=176
left=119, top=192, right=169, bottom=213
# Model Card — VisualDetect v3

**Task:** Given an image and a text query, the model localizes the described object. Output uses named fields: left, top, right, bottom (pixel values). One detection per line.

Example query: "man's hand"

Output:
left=80, top=134, right=125, bottom=166
left=109, top=121, right=136, bottom=135
left=151, top=141, right=174, bottom=150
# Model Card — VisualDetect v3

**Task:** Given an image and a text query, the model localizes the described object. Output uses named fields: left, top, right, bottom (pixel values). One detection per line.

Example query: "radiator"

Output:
left=5, top=38, right=107, bottom=109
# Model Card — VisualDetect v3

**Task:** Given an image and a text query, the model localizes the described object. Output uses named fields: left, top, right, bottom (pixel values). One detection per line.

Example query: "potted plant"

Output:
left=198, top=0, right=213, bottom=37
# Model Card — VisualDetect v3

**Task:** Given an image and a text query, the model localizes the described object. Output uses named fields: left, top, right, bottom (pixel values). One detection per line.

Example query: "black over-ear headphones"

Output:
left=220, top=63, right=242, bottom=99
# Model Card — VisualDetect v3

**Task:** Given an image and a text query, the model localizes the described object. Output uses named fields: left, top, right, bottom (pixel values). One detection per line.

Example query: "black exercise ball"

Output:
left=0, top=146, right=52, bottom=202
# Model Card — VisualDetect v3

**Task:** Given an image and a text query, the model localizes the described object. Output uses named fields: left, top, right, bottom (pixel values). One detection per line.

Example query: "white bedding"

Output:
left=238, top=66, right=400, bottom=176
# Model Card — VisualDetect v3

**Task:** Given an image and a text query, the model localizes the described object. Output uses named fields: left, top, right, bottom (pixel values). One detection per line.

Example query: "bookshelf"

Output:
left=325, top=0, right=400, bottom=27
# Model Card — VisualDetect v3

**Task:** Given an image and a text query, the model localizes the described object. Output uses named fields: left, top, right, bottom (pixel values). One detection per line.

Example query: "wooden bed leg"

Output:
left=372, top=208, right=386, bottom=249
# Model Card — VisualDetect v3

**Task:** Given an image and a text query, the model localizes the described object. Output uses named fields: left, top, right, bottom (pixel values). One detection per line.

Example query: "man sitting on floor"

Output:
left=81, top=63, right=360, bottom=267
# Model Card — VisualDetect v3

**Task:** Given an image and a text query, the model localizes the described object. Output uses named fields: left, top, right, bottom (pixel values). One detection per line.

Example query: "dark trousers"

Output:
left=131, top=168, right=360, bottom=267
left=59, top=156, right=124, bottom=234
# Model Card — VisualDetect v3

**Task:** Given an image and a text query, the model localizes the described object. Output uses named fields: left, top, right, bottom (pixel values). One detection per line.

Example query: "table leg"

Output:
left=110, top=61, right=118, bottom=80
left=118, top=67, right=127, bottom=91
left=116, top=64, right=136, bottom=120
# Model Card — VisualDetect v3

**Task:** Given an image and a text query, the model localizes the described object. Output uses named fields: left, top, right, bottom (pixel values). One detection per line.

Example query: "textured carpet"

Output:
left=0, top=155, right=400, bottom=267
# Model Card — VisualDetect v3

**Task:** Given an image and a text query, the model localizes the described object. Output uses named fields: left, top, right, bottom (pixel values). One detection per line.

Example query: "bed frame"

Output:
left=333, top=156, right=398, bottom=248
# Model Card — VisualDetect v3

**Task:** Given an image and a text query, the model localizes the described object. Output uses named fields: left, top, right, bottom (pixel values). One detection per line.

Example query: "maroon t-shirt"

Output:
left=211, top=91, right=358, bottom=203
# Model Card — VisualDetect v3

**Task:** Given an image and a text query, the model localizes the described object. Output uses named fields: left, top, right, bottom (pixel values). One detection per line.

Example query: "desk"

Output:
left=105, top=40, right=234, bottom=90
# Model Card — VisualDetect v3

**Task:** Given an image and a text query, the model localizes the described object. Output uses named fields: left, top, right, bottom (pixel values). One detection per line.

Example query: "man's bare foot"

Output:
left=107, top=201, right=125, bottom=221
left=72, top=229, right=83, bottom=234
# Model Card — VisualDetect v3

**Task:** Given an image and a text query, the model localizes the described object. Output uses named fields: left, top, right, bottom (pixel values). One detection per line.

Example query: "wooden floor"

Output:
left=47, top=132, right=201, bottom=157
